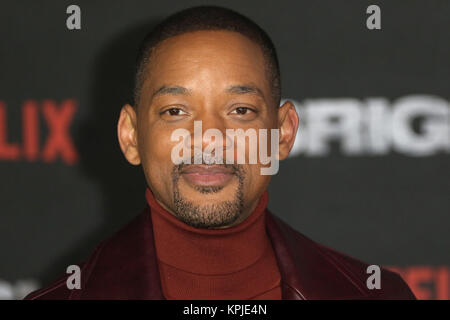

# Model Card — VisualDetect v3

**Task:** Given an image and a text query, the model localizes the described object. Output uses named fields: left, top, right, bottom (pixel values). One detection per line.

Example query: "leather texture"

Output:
left=24, top=206, right=416, bottom=300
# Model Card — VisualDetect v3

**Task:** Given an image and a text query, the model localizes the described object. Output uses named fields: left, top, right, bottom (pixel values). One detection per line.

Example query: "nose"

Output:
left=191, top=112, right=229, bottom=163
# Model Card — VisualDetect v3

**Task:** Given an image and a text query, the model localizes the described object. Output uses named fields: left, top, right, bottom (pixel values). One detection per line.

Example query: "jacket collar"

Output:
left=70, top=205, right=364, bottom=300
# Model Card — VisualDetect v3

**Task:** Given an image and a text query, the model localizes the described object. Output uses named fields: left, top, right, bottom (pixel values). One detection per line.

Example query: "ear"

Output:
left=277, top=100, right=299, bottom=161
left=117, top=104, right=141, bottom=165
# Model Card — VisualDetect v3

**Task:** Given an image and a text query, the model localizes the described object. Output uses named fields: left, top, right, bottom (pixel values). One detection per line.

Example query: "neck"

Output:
left=145, top=188, right=270, bottom=274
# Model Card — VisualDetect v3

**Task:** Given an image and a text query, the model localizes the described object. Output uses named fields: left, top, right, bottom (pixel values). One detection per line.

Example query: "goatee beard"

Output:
left=171, top=163, right=244, bottom=229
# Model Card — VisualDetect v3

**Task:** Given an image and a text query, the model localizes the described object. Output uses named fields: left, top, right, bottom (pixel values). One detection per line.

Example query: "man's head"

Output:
left=118, top=6, right=298, bottom=229
left=133, top=5, right=282, bottom=109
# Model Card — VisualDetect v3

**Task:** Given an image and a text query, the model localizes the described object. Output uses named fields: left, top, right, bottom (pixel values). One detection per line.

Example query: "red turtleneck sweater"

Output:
left=145, top=188, right=282, bottom=300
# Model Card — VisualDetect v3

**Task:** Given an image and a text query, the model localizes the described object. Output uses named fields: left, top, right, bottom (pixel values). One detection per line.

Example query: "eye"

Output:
left=161, top=107, right=188, bottom=116
left=230, top=106, right=255, bottom=115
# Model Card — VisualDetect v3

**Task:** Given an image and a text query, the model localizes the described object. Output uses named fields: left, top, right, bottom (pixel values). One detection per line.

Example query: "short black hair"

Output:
left=134, top=5, right=281, bottom=108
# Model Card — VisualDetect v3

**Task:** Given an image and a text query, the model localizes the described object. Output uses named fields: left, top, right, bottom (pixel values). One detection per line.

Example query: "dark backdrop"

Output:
left=0, top=0, right=448, bottom=299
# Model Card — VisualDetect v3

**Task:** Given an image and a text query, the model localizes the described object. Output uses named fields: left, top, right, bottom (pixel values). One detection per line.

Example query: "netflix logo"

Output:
left=387, top=266, right=450, bottom=300
left=0, top=99, right=78, bottom=165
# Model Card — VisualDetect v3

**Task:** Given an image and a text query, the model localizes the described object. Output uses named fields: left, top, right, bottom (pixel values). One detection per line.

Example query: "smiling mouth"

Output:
left=180, top=164, right=236, bottom=187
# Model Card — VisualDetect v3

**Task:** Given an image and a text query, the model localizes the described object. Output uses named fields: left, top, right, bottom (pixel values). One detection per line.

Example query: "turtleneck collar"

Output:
left=145, top=188, right=270, bottom=275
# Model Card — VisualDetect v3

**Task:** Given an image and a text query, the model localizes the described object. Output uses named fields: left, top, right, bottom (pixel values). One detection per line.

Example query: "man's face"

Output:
left=118, top=30, right=298, bottom=228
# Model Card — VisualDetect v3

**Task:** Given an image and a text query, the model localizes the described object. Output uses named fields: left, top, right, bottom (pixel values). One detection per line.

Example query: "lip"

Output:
left=180, top=165, right=235, bottom=187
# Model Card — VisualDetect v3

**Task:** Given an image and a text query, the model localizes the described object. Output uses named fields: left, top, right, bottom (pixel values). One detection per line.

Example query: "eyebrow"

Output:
left=151, top=85, right=192, bottom=100
left=225, top=84, right=265, bottom=100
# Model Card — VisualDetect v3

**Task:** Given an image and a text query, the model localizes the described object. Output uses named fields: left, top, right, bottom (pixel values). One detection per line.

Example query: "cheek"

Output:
left=139, top=127, right=178, bottom=190
left=244, top=165, right=271, bottom=193
left=241, top=164, right=271, bottom=209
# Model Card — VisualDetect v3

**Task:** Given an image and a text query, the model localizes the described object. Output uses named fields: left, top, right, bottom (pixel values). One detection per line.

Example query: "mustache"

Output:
left=175, top=162, right=240, bottom=175
left=173, top=155, right=243, bottom=177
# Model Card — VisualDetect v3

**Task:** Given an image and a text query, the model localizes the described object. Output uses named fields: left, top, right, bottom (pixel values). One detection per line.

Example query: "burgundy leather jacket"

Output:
left=24, top=206, right=416, bottom=300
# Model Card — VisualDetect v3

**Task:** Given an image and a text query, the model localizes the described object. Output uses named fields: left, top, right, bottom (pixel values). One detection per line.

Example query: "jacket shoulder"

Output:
left=23, top=268, right=79, bottom=300
left=316, top=241, right=416, bottom=299
left=24, top=207, right=161, bottom=300
left=268, top=213, right=416, bottom=300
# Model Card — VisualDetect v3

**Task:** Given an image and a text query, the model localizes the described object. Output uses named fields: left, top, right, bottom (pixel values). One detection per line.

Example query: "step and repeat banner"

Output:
left=0, top=0, right=448, bottom=299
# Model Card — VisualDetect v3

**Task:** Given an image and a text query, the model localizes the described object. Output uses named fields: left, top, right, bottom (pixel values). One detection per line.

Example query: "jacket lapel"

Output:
left=70, top=206, right=165, bottom=299
left=265, top=211, right=369, bottom=299
left=265, top=211, right=305, bottom=299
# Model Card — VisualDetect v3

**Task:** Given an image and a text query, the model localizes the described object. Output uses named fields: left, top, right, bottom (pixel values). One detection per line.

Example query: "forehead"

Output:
left=143, top=30, right=269, bottom=97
